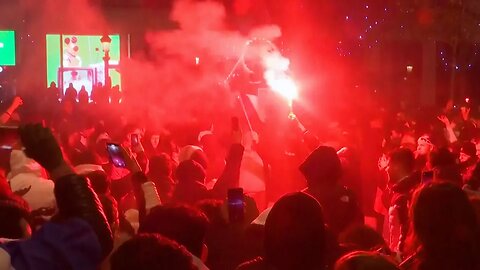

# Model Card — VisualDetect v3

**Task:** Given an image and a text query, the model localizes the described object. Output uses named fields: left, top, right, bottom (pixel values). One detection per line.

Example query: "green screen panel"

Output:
left=46, top=34, right=121, bottom=95
left=0, top=30, right=16, bottom=66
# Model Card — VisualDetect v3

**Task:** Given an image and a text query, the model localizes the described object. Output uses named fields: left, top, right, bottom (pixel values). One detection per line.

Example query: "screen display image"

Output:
left=0, top=30, right=16, bottom=66
left=46, top=34, right=121, bottom=97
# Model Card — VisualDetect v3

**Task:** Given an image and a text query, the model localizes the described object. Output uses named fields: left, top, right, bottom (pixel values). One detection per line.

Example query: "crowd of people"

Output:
left=0, top=85, right=479, bottom=270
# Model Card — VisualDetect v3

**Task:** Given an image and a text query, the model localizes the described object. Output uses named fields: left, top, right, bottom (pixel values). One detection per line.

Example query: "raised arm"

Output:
left=19, top=124, right=113, bottom=258
left=0, top=97, right=23, bottom=124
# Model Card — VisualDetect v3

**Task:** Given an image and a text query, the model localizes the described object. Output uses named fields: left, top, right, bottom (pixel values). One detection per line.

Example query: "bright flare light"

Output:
left=262, top=52, right=298, bottom=103
left=264, top=70, right=298, bottom=101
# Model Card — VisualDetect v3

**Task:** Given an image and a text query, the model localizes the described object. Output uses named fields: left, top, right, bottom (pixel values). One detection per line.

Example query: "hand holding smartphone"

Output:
left=228, top=188, right=245, bottom=223
left=106, top=143, right=127, bottom=168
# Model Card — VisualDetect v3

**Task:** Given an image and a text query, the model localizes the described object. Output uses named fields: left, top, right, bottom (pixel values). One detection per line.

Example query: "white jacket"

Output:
left=7, top=150, right=56, bottom=213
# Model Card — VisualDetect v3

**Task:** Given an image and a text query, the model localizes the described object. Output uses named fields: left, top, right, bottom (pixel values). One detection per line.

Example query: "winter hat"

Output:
left=175, top=160, right=206, bottom=184
left=75, top=164, right=109, bottom=194
left=178, top=145, right=208, bottom=169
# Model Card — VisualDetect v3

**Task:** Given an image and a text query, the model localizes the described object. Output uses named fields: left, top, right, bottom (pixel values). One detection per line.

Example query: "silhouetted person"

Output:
left=335, top=251, right=399, bottom=270
left=147, top=154, right=175, bottom=203
left=110, top=234, right=196, bottom=270
left=300, top=146, right=363, bottom=236
left=237, top=192, right=327, bottom=270
left=172, top=160, right=210, bottom=205
left=401, top=182, right=480, bottom=270
left=139, top=205, right=209, bottom=269
left=78, top=86, right=89, bottom=105
left=47, top=81, right=60, bottom=103
left=64, top=83, right=77, bottom=102
left=385, top=148, right=419, bottom=255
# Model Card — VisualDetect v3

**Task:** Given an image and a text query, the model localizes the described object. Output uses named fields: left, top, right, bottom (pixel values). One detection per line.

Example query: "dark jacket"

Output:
left=212, top=144, right=245, bottom=198
left=0, top=174, right=113, bottom=269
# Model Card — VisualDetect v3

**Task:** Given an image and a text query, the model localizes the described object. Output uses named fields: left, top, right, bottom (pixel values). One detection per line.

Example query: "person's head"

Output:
left=78, top=88, right=89, bottom=103
left=387, top=148, right=415, bottom=182
left=150, top=134, right=160, bottom=149
left=334, top=251, right=399, bottom=270
left=460, top=141, right=478, bottom=163
left=459, top=121, right=478, bottom=142
left=75, top=164, right=110, bottom=194
left=175, top=160, right=206, bottom=184
left=417, top=135, right=434, bottom=156
left=68, top=83, right=73, bottom=88
left=93, top=133, right=111, bottom=162
left=299, top=146, right=342, bottom=188
left=178, top=145, right=208, bottom=170
left=0, top=193, right=31, bottom=239
left=110, top=234, right=196, bottom=270
left=430, top=147, right=456, bottom=168
left=410, top=182, right=480, bottom=267
left=120, top=125, right=142, bottom=150
left=148, top=154, right=173, bottom=179
left=264, top=192, right=326, bottom=270
left=49, top=81, right=56, bottom=88
left=139, top=205, right=209, bottom=258
left=196, top=199, right=226, bottom=226
left=339, top=225, right=388, bottom=252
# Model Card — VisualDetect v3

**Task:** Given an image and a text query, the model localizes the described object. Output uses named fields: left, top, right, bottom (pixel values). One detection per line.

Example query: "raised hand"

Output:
left=437, top=115, right=451, bottom=127
left=378, top=154, right=389, bottom=171
left=120, top=146, right=142, bottom=173
left=11, top=96, right=23, bottom=110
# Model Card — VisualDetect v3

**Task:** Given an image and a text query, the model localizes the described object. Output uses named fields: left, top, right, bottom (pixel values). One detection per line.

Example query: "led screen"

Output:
left=46, top=34, right=121, bottom=96
left=0, top=31, right=16, bottom=66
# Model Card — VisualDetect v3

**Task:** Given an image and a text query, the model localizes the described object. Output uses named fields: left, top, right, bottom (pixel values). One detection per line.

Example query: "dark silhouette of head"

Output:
left=148, top=154, right=173, bottom=179
left=110, top=234, right=195, bottom=270
left=264, top=192, right=326, bottom=270
left=387, top=148, right=415, bottom=182
left=139, top=205, right=209, bottom=257
left=410, top=182, right=480, bottom=269
left=335, top=251, right=399, bottom=270
left=300, top=146, right=342, bottom=188
left=175, top=160, right=206, bottom=184
left=339, top=225, right=388, bottom=252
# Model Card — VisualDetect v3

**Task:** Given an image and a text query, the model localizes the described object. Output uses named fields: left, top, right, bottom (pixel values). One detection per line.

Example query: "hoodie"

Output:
left=7, top=150, right=56, bottom=216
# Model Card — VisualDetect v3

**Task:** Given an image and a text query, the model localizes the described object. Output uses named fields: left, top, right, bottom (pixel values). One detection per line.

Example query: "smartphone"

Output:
left=106, top=143, right=127, bottom=168
left=422, top=171, right=434, bottom=184
left=131, top=134, right=140, bottom=148
left=0, top=126, right=19, bottom=150
left=228, top=188, right=245, bottom=223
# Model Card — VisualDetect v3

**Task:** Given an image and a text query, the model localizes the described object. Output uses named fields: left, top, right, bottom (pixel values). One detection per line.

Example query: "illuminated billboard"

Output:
left=46, top=34, right=121, bottom=96
left=0, top=30, right=16, bottom=66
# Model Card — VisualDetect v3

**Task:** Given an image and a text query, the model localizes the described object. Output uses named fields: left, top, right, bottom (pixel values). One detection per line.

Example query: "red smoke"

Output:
left=123, top=0, right=284, bottom=128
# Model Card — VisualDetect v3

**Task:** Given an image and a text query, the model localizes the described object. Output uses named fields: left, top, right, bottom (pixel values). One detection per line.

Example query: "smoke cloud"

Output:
left=123, top=0, right=283, bottom=128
